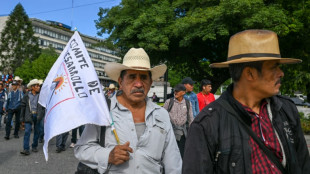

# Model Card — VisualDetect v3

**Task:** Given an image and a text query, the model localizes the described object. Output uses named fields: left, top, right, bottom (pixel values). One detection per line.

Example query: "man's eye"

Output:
left=140, top=75, right=148, bottom=80
left=129, top=75, right=136, bottom=79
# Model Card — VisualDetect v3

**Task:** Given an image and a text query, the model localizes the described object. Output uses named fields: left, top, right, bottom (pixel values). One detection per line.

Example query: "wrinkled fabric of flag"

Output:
left=38, top=31, right=111, bottom=161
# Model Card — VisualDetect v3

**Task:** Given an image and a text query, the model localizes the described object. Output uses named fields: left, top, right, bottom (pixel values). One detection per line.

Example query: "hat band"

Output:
left=130, top=66, right=150, bottom=70
left=228, top=53, right=281, bottom=60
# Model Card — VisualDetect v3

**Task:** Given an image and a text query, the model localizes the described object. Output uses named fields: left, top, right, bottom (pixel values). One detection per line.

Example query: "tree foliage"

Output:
left=14, top=47, right=58, bottom=83
left=96, top=0, right=310, bottom=95
left=0, top=3, right=41, bottom=73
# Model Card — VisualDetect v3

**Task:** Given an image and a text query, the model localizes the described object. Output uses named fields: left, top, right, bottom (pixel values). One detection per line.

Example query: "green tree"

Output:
left=96, top=0, right=310, bottom=93
left=0, top=3, right=41, bottom=73
left=15, top=47, right=58, bottom=83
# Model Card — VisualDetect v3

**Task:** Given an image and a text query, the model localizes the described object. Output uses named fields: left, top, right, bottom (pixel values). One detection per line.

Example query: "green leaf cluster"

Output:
left=96, top=0, right=310, bottom=95
left=14, top=47, right=58, bottom=83
left=0, top=3, right=41, bottom=73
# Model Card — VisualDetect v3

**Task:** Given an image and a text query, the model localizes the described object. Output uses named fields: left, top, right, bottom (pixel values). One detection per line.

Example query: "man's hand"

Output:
left=108, top=142, right=133, bottom=165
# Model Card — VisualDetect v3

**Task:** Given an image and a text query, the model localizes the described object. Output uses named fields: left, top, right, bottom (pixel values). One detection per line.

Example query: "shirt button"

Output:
left=131, top=129, right=134, bottom=131
left=232, top=162, right=236, bottom=167
left=266, top=141, right=268, bottom=144
left=271, top=165, right=274, bottom=168
left=136, top=166, right=139, bottom=169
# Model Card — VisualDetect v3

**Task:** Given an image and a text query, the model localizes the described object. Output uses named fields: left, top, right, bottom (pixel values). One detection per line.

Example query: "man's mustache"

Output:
left=131, top=88, right=144, bottom=94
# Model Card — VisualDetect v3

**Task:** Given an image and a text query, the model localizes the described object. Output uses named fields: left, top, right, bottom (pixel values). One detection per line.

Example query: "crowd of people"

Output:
left=1, top=29, right=310, bottom=174
left=75, top=29, right=310, bottom=174
left=0, top=77, right=85, bottom=155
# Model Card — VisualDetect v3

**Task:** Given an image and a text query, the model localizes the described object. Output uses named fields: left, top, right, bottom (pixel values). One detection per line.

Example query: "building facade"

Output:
left=0, top=16, right=121, bottom=86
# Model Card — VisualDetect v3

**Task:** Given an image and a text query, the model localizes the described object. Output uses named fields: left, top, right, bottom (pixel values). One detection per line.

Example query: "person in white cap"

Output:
left=182, top=30, right=310, bottom=173
left=20, top=79, right=44, bottom=155
left=75, top=48, right=182, bottom=174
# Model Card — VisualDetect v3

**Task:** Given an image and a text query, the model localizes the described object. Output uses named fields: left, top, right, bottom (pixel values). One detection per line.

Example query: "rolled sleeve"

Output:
left=74, top=124, right=114, bottom=174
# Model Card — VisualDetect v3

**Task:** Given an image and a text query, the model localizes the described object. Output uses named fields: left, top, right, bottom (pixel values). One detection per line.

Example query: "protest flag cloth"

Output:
left=38, top=31, right=111, bottom=161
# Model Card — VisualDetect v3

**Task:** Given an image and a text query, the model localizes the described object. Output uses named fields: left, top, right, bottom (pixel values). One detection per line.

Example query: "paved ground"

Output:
left=0, top=126, right=78, bottom=174
left=0, top=124, right=310, bottom=174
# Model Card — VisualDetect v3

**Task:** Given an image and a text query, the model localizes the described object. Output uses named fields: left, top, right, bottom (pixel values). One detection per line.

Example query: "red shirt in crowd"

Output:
left=242, top=100, right=283, bottom=174
left=197, top=92, right=215, bottom=111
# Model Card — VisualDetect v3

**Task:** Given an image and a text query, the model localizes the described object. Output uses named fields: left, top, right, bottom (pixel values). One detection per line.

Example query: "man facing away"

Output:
left=163, top=84, right=194, bottom=158
left=182, top=77, right=199, bottom=118
left=75, top=48, right=182, bottom=174
left=197, top=79, right=215, bottom=111
left=182, top=30, right=310, bottom=173
left=20, top=79, right=44, bottom=155
left=4, top=80, right=23, bottom=140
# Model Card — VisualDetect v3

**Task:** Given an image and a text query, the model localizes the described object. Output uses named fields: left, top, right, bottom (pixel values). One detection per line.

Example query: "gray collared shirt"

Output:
left=74, top=95, right=182, bottom=174
left=28, top=91, right=39, bottom=112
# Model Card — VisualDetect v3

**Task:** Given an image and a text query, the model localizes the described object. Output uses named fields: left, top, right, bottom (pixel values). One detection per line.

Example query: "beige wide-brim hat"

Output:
left=27, top=79, right=40, bottom=88
left=210, top=29, right=302, bottom=68
left=38, top=79, right=44, bottom=85
left=109, top=83, right=115, bottom=89
left=104, top=48, right=167, bottom=82
left=14, top=76, right=23, bottom=81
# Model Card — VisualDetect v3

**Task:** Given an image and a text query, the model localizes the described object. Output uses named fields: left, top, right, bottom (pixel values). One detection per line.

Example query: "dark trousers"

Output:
left=5, top=109, right=20, bottom=137
left=177, top=135, right=186, bottom=159
left=56, top=132, right=69, bottom=148
left=23, top=114, right=40, bottom=150
left=39, top=118, right=44, bottom=140
left=71, top=125, right=85, bottom=144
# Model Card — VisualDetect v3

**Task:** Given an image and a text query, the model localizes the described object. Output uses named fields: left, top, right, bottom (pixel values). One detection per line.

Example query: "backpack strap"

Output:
left=167, top=98, right=174, bottom=112
left=98, top=96, right=111, bottom=147
left=185, top=99, right=190, bottom=121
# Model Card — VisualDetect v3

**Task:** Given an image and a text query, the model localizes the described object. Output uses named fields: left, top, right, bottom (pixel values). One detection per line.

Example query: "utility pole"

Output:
left=164, top=70, right=168, bottom=102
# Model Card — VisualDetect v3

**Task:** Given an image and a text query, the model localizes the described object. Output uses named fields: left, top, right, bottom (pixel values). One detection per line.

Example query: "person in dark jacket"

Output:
left=20, top=79, right=44, bottom=155
left=4, top=80, right=23, bottom=140
left=182, top=30, right=310, bottom=173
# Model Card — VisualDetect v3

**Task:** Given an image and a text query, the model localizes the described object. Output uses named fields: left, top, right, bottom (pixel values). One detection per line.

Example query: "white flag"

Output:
left=38, top=31, right=111, bottom=161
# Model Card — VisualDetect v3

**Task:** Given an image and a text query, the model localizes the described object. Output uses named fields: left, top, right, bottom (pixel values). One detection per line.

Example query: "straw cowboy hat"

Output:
left=27, top=79, right=40, bottom=88
left=210, top=29, right=301, bottom=68
left=38, top=79, right=44, bottom=85
left=109, top=84, right=116, bottom=89
left=104, top=48, right=167, bottom=82
left=14, top=76, right=23, bottom=82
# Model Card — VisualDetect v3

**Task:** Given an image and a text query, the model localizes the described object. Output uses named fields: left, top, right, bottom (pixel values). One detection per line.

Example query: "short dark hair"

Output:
left=120, top=70, right=152, bottom=80
left=229, top=61, right=264, bottom=82
left=200, top=79, right=212, bottom=91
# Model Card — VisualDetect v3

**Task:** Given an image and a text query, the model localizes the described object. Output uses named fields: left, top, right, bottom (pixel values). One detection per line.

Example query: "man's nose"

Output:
left=133, top=77, right=143, bottom=87
left=278, top=68, right=284, bottom=78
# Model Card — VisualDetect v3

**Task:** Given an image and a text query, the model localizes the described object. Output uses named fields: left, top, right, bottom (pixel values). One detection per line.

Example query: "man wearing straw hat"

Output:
left=20, top=79, right=44, bottom=155
left=75, top=48, right=182, bottom=174
left=182, top=30, right=310, bottom=173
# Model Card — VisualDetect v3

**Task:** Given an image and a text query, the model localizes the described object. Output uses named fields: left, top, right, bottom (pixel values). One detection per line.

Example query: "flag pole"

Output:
left=111, top=126, right=120, bottom=145
left=109, top=113, right=120, bottom=145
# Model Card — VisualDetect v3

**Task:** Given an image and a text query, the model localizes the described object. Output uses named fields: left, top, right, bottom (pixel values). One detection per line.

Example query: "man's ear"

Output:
left=243, top=67, right=257, bottom=81
left=118, top=77, right=122, bottom=88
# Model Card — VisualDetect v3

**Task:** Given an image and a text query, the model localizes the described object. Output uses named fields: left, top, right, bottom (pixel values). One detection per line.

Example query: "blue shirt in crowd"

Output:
left=6, top=90, right=23, bottom=110
left=184, top=91, right=199, bottom=118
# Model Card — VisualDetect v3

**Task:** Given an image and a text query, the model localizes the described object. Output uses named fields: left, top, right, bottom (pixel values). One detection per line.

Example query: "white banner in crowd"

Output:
left=38, top=31, right=111, bottom=161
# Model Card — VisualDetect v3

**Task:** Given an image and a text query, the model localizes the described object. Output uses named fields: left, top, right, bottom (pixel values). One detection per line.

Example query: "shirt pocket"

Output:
left=141, top=118, right=167, bottom=161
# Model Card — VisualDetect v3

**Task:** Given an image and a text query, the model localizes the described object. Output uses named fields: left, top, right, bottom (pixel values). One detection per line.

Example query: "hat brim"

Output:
left=104, top=62, right=167, bottom=82
left=210, top=57, right=302, bottom=68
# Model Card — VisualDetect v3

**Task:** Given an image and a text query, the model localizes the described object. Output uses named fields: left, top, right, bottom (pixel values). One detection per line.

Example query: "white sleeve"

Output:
left=74, top=124, right=114, bottom=174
